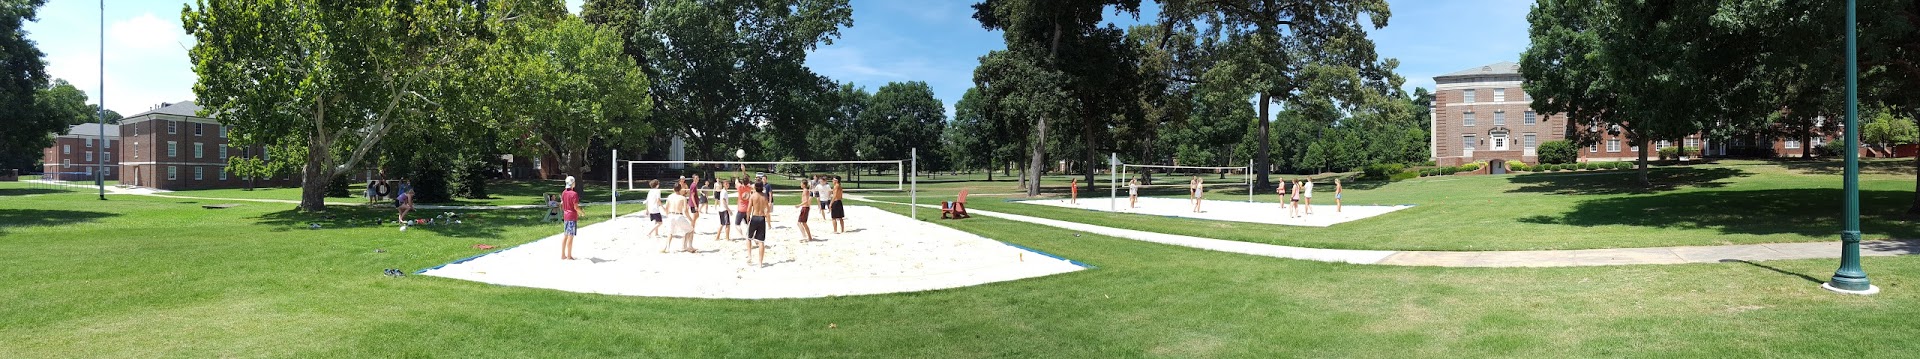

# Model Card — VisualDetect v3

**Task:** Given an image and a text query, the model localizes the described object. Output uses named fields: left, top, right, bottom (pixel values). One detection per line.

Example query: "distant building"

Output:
left=40, top=124, right=121, bottom=181
left=116, top=101, right=295, bottom=190
left=1430, top=62, right=1566, bottom=168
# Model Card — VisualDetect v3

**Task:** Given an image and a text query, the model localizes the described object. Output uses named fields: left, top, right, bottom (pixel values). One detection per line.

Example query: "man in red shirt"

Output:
left=560, top=176, right=582, bottom=260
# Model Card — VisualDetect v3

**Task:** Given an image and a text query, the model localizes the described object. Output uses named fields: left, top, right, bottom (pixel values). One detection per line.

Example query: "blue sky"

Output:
left=29, top=0, right=1530, bottom=117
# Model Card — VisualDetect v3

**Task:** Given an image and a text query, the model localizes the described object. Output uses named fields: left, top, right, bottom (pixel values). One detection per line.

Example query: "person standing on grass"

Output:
left=396, top=187, right=415, bottom=227
left=796, top=179, right=816, bottom=242
left=1334, top=178, right=1344, bottom=212
left=559, top=176, right=582, bottom=260
left=1123, top=177, right=1139, bottom=208
left=645, top=179, right=664, bottom=239
left=1303, top=178, right=1315, bottom=215
left=746, top=189, right=773, bottom=266
left=1069, top=178, right=1079, bottom=205
left=831, top=177, right=847, bottom=234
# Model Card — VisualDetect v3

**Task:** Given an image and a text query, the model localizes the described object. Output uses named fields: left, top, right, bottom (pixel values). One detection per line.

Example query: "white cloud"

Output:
left=108, top=13, right=184, bottom=51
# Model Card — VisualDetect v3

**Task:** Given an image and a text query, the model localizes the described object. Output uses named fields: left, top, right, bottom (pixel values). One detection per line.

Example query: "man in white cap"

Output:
left=560, top=175, right=583, bottom=260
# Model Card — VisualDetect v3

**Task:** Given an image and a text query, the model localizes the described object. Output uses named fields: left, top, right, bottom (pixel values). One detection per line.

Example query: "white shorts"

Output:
left=669, top=214, right=693, bottom=233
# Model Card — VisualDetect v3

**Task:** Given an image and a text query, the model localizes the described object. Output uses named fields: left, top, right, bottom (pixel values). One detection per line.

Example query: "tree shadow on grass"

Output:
left=251, top=204, right=550, bottom=238
left=1773, top=159, right=1916, bottom=176
left=1517, top=189, right=1918, bottom=239
left=1718, top=259, right=1823, bottom=284
left=1505, top=167, right=1748, bottom=195
left=0, top=209, right=118, bottom=235
left=0, top=188, right=70, bottom=196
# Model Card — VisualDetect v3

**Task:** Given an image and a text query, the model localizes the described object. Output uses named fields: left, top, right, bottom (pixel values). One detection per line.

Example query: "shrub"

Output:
left=1819, top=140, right=1847, bottom=157
left=1459, top=163, right=1481, bottom=172
left=1537, top=140, right=1579, bottom=164
left=1441, top=166, right=1459, bottom=175
left=1658, top=146, right=1679, bottom=160
left=326, top=174, right=352, bottom=198
left=1363, top=163, right=1406, bottom=180
left=1510, top=163, right=1528, bottom=172
left=1390, top=169, right=1419, bottom=181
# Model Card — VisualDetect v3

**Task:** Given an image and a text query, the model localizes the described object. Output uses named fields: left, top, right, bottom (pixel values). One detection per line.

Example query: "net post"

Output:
left=1109, top=153, right=1117, bottom=211
left=910, top=149, right=917, bottom=220
left=1247, top=160, right=1254, bottom=203
left=611, top=149, right=618, bottom=219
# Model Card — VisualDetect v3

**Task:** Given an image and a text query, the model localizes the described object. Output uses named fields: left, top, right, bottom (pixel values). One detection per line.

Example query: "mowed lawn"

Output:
left=1, top=179, right=1918, bottom=357
left=912, top=159, right=1920, bottom=251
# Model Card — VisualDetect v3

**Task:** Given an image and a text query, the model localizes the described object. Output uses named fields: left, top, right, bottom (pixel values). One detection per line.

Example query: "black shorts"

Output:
left=649, top=213, right=663, bottom=223
left=718, top=210, right=732, bottom=224
left=735, top=211, right=749, bottom=225
left=831, top=200, right=846, bottom=219
left=747, top=216, right=768, bottom=241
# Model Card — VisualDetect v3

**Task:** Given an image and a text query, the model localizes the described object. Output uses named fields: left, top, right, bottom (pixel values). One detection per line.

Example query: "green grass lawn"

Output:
left=886, top=159, right=1920, bottom=251
left=2, top=180, right=1917, bottom=357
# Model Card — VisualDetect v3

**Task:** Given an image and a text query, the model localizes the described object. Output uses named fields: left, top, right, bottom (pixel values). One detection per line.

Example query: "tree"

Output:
left=583, top=0, right=852, bottom=163
left=946, top=87, right=1002, bottom=177
left=973, top=0, right=1143, bottom=195
left=83, top=105, right=122, bottom=124
left=183, top=0, right=486, bottom=212
left=36, top=79, right=88, bottom=126
left=1160, top=0, right=1394, bottom=188
left=0, top=0, right=50, bottom=172
left=481, top=14, right=652, bottom=178
left=1864, top=109, right=1918, bottom=151
left=856, top=81, right=946, bottom=169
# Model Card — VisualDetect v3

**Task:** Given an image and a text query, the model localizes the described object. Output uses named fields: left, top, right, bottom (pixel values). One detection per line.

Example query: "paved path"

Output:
left=849, top=196, right=1920, bottom=268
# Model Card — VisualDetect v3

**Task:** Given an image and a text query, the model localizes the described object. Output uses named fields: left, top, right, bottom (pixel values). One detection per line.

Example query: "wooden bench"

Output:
left=941, top=189, right=970, bottom=219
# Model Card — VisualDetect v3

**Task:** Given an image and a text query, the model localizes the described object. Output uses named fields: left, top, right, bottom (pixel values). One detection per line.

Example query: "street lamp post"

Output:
left=1825, top=0, right=1877, bottom=295
left=96, top=0, right=105, bottom=200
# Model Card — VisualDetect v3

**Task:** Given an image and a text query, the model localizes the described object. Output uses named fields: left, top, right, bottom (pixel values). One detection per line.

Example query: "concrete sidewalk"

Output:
left=850, top=196, right=1920, bottom=268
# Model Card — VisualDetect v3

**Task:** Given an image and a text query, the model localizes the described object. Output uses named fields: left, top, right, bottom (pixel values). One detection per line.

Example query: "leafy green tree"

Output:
left=36, top=79, right=89, bottom=126
left=946, top=87, right=1002, bottom=178
left=0, top=0, right=50, bottom=172
left=1536, top=140, right=1578, bottom=165
left=1864, top=110, right=1918, bottom=149
left=973, top=0, right=1143, bottom=195
left=183, top=0, right=486, bottom=212
left=83, top=105, right=121, bottom=124
left=582, top=0, right=852, bottom=162
left=480, top=14, right=652, bottom=177
left=856, top=81, right=946, bottom=170
left=1160, top=0, right=1394, bottom=188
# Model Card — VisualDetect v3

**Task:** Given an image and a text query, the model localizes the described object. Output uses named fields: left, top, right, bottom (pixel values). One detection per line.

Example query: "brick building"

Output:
left=117, top=101, right=294, bottom=190
left=1429, top=62, right=1565, bottom=167
left=40, top=124, right=120, bottom=181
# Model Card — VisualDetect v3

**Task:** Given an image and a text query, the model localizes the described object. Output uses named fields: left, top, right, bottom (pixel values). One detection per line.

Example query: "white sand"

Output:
left=1017, top=197, right=1412, bottom=227
left=420, top=205, right=1086, bottom=299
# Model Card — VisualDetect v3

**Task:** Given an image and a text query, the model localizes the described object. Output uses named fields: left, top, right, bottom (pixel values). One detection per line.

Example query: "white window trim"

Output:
left=1494, top=88, right=1507, bottom=102
left=1463, top=89, right=1477, bottom=103
left=194, top=166, right=204, bottom=180
left=1785, top=140, right=1802, bottom=149
left=168, top=121, right=177, bottom=134
left=193, top=142, right=204, bottom=159
left=1463, top=135, right=1477, bottom=150
left=1524, top=111, right=1537, bottom=126
left=1494, top=111, right=1506, bottom=126
left=1463, top=112, right=1476, bottom=127
left=194, top=123, right=203, bottom=136
left=62, top=159, right=70, bottom=168
left=167, top=166, right=178, bottom=180
left=1524, top=134, right=1538, bottom=149
left=85, top=151, right=92, bottom=161
left=219, top=146, right=227, bottom=160
left=1590, top=144, right=1599, bottom=153
left=63, top=144, right=70, bottom=154
left=220, top=169, right=227, bottom=181
left=1608, top=139, right=1621, bottom=152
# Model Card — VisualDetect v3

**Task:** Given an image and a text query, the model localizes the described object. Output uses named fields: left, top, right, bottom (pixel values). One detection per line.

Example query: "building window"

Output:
left=194, top=166, right=204, bottom=180
left=1463, top=89, right=1476, bottom=103
left=1812, top=138, right=1825, bottom=147
left=168, top=121, right=177, bottom=134
left=1590, top=143, right=1599, bottom=153
left=1608, top=139, right=1621, bottom=152
left=1524, top=111, right=1537, bottom=125
left=193, top=142, right=204, bottom=159
left=219, top=147, right=227, bottom=160
left=1685, top=138, right=1698, bottom=149
left=86, top=138, right=94, bottom=148
left=1658, top=140, right=1671, bottom=148
left=220, top=169, right=227, bottom=181
left=219, top=125, right=228, bottom=138
left=1785, top=140, right=1801, bottom=149
left=1463, top=112, right=1476, bottom=126
left=1494, top=88, right=1507, bottom=102
left=103, top=151, right=111, bottom=161
left=167, top=141, right=178, bottom=158
left=62, top=144, right=70, bottom=154
left=103, top=167, right=110, bottom=176
left=1524, top=134, right=1538, bottom=149
left=62, top=159, right=70, bottom=168
left=168, top=166, right=178, bottom=180
left=86, top=167, right=93, bottom=175
left=1631, top=144, right=1640, bottom=152
left=85, top=151, right=92, bottom=162
left=1525, top=91, right=1532, bottom=101
left=194, top=123, right=203, bottom=136
left=1463, top=135, right=1477, bottom=150
left=1494, top=111, right=1506, bottom=125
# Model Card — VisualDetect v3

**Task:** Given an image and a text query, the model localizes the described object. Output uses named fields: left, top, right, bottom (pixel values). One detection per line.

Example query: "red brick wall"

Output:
left=40, top=136, right=120, bottom=181
left=1432, top=84, right=1566, bottom=166
left=119, top=117, right=296, bottom=190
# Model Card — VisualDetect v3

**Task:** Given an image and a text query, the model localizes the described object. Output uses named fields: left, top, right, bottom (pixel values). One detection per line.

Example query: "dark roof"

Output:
left=1436, top=62, right=1522, bottom=79
left=62, top=123, right=120, bottom=137
left=125, top=101, right=204, bottom=119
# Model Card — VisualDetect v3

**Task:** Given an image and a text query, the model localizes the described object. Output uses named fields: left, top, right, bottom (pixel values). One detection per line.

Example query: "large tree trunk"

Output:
left=1910, top=152, right=1920, bottom=215
left=299, top=139, right=330, bottom=212
left=1637, top=137, right=1651, bottom=187
left=1028, top=117, right=1047, bottom=197
left=1255, top=92, right=1272, bottom=189
left=1802, top=133, right=1812, bottom=159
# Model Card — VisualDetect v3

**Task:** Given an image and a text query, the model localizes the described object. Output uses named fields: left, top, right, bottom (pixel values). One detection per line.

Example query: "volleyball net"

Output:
left=1113, top=163, right=1255, bottom=203
left=617, top=159, right=907, bottom=193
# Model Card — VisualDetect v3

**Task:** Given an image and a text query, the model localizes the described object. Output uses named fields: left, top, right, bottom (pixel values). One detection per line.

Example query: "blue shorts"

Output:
left=563, top=221, right=578, bottom=235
